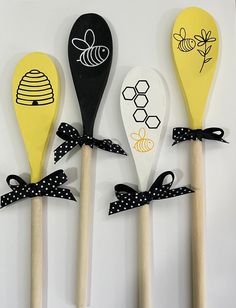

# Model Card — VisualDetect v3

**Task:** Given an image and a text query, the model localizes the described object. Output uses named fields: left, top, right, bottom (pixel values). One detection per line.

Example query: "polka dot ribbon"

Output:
left=1, top=169, right=76, bottom=208
left=54, top=122, right=127, bottom=163
left=172, top=127, right=228, bottom=145
left=109, top=171, right=194, bottom=215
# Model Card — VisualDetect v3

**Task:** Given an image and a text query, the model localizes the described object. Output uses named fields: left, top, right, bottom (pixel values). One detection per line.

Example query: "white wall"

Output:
left=0, top=0, right=235, bottom=307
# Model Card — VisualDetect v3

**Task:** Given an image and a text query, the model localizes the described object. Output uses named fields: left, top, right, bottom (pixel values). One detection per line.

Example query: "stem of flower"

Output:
left=199, top=42, right=207, bottom=73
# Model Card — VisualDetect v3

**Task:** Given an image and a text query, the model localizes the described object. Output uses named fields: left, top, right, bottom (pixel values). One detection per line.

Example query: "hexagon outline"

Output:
left=135, top=80, right=150, bottom=94
left=122, top=86, right=136, bottom=101
left=145, top=115, right=161, bottom=129
left=133, top=109, right=148, bottom=123
left=134, top=94, right=149, bottom=108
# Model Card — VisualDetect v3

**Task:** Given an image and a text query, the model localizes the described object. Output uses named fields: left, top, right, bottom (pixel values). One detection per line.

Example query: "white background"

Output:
left=0, top=0, right=235, bottom=307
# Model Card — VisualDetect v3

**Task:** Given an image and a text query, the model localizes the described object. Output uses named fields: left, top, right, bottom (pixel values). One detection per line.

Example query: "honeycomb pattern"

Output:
left=122, top=87, right=136, bottom=100
left=135, top=80, right=150, bottom=94
left=145, top=116, right=161, bottom=129
left=133, top=109, right=148, bottom=122
left=134, top=95, right=148, bottom=108
left=122, top=80, right=161, bottom=129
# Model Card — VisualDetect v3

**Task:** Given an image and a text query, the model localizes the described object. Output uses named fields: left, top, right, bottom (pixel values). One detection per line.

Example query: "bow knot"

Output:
left=172, top=127, right=228, bottom=145
left=54, top=122, right=127, bottom=163
left=26, top=183, right=39, bottom=197
left=1, top=170, right=76, bottom=208
left=109, top=171, right=193, bottom=215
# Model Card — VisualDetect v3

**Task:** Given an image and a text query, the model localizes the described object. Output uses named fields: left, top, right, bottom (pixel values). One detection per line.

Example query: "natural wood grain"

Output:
left=191, top=140, right=206, bottom=308
left=138, top=204, right=152, bottom=308
left=31, top=196, right=43, bottom=308
left=77, top=145, right=93, bottom=308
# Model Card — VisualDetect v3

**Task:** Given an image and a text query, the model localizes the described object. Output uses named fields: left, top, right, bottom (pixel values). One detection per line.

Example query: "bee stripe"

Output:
left=82, top=50, right=94, bottom=66
left=84, top=49, right=93, bottom=66
left=93, top=47, right=100, bottom=64
left=96, top=46, right=103, bottom=63
left=93, top=47, right=101, bottom=65
left=89, top=47, right=97, bottom=65
left=179, top=39, right=194, bottom=52
left=184, top=40, right=190, bottom=51
left=95, top=47, right=101, bottom=62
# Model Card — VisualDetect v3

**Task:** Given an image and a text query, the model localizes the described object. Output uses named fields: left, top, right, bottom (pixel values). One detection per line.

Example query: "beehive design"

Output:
left=16, top=69, right=54, bottom=106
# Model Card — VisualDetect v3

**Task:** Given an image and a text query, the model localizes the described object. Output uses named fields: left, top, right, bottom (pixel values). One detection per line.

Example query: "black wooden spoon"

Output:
left=68, top=13, right=113, bottom=308
left=68, top=13, right=112, bottom=136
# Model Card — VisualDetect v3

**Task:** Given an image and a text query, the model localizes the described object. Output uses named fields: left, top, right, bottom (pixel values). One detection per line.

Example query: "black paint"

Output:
left=68, top=13, right=113, bottom=136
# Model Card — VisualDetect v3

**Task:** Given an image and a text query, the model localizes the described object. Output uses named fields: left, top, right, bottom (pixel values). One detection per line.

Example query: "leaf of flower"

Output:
left=207, top=37, right=216, bottom=42
left=204, top=58, right=212, bottom=63
left=206, top=45, right=212, bottom=54
left=206, top=31, right=212, bottom=39
left=198, top=49, right=205, bottom=57
left=194, top=35, right=204, bottom=42
left=197, top=41, right=205, bottom=47
left=201, top=29, right=207, bottom=40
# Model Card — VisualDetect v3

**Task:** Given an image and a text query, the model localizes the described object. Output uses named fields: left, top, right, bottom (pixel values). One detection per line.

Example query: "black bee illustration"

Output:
left=173, top=28, right=196, bottom=52
left=71, top=29, right=110, bottom=67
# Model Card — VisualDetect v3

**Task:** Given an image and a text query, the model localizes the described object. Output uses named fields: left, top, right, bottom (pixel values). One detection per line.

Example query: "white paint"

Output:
left=120, top=67, right=167, bottom=190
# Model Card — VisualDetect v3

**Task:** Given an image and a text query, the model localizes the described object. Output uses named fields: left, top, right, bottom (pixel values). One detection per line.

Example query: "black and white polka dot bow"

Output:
left=1, top=170, right=76, bottom=208
left=109, top=171, right=193, bottom=215
left=54, top=122, right=127, bottom=163
left=172, top=127, right=228, bottom=145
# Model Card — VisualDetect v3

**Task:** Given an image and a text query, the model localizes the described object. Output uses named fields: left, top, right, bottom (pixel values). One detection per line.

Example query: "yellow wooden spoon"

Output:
left=172, top=7, right=219, bottom=308
left=12, top=52, right=59, bottom=308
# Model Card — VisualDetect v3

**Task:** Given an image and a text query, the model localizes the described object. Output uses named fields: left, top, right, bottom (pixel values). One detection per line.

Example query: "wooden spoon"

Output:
left=172, top=7, right=219, bottom=308
left=12, top=52, right=60, bottom=308
left=120, top=67, right=166, bottom=308
left=68, top=13, right=112, bottom=308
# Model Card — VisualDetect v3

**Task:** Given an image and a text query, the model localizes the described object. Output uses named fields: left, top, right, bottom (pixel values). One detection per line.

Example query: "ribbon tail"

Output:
left=112, top=143, right=127, bottom=155
left=47, top=187, right=77, bottom=201
left=1, top=192, right=26, bottom=208
left=220, top=138, right=229, bottom=144
left=167, top=186, right=194, bottom=198
left=109, top=200, right=128, bottom=215
left=95, top=139, right=127, bottom=156
left=54, top=142, right=77, bottom=164
left=109, top=197, right=140, bottom=215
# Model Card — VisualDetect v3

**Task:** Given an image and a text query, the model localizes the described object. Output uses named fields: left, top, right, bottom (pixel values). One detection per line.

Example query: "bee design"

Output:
left=131, top=127, right=154, bottom=153
left=71, top=29, right=110, bottom=67
left=173, top=28, right=196, bottom=52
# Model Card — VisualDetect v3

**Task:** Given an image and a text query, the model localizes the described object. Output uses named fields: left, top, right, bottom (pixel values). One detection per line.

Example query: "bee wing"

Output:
left=180, top=27, right=186, bottom=39
left=139, top=127, right=147, bottom=138
left=173, top=33, right=183, bottom=41
left=71, top=38, right=90, bottom=51
left=130, top=133, right=141, bottom=141
left=84, top=29, right=95, bottom=47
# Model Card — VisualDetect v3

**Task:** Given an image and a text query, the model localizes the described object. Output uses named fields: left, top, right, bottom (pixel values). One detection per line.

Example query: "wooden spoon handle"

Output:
left=191, top=140, right=206, bottom=308
left=31, top=197, right=43, bottom=308
left=77, top=145, right=93, bottom=308
left=138, top=205, right=152, bottom=308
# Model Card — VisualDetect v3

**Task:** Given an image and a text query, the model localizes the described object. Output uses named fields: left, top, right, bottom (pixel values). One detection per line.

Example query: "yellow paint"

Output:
left=13, top=52, right=60, bottom=182
left=131, top=127, right=154, bottom=153
left=172, top=7, right=219, bottom=128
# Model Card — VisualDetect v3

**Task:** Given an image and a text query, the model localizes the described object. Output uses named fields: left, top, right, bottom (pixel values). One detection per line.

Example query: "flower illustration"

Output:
left=194, top=29, right=216, bottom=73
